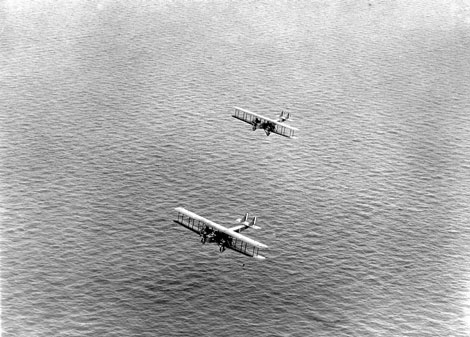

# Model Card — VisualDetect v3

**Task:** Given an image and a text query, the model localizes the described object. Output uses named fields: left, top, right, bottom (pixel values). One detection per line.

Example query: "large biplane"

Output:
left=174, top=207, right=268, bottom=260
left=232, top=106, right=298, bottom=138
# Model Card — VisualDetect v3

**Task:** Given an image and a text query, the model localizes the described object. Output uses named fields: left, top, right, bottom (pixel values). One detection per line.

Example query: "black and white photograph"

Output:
left=1, top=0, right=470, bottom=336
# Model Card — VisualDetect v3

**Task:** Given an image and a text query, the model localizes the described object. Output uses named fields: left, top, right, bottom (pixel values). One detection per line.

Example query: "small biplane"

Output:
left=174, top=207, right=268, bottom=260
left=232, top=106, right=298, bottom=138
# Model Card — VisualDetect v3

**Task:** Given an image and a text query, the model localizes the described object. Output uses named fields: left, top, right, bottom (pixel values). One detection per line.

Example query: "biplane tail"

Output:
left=278, top=111, right=291, bottom=122
left=231, top=215, right=260, bottom=232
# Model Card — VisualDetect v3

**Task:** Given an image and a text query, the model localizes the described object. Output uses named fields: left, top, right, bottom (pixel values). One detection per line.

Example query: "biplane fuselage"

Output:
left=232, top=106, right=298, bottom=138
left=174, top=207, right=268, bottom=260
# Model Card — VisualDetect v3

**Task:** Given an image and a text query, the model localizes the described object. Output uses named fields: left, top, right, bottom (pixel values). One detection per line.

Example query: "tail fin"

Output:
left=237, top=212, right=249, bottom=223
left=243, top=213, right=249, bottom=223
left=278, top=110, right=290, bottom=122
left=249, top=216, right=257, bottom=227
left=248, top=216, right=261, bottom=229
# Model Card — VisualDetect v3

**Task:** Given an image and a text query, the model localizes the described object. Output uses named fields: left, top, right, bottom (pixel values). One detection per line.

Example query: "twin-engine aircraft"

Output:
left=174, top=207, right=268, bottom=260
left=232, top=106, right=298, bottom=138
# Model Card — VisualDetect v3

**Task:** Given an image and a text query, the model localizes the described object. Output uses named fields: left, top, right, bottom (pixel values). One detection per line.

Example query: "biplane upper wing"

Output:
left=174, top=207, right=268, bottom=259
left=232, top=106, right=298, bottom=138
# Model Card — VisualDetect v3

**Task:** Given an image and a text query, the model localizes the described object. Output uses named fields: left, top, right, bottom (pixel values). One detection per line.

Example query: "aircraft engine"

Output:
left=218, top=238, right=227, bottom=252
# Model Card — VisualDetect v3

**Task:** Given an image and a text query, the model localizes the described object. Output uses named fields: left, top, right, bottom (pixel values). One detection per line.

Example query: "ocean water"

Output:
left=1, top=0, right=470, bottom=336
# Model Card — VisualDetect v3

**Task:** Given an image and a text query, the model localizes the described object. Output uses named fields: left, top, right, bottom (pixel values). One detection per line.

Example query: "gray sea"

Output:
left=1, top=0, right=470, bottom=336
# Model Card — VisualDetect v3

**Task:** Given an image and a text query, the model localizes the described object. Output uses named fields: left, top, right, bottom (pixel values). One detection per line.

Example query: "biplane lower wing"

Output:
left=232, top=106, right=298, bottom=139
left=174, top=207, right=268, bottom=260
